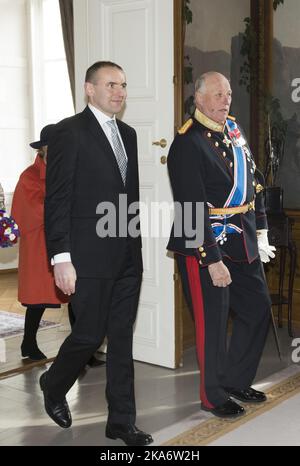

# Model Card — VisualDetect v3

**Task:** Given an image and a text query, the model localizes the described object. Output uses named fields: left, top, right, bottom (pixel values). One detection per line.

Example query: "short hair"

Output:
left=195, top=75, right=206, bottom=94
left=195, top=71, right=227, bottom=94
left=85, top=61, right=123, bottom=84
left=37, top=147, right=46, bottom=158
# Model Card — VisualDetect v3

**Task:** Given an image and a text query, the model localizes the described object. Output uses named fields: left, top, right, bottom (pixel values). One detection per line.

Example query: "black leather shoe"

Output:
left=106, top=423, right=153, bottom=446
left=87, top=355, right=105, bottom=368
left=201, top=399, right=245, bottom=418
left=21, top=342, right=47, bottom=360
left=225, top=386, right=267, bottom=403
left=39, top=372, right=72, bottom=428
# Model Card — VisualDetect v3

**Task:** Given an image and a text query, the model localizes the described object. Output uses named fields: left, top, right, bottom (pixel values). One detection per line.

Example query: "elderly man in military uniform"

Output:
left=167, top=71, right=275, bottom=418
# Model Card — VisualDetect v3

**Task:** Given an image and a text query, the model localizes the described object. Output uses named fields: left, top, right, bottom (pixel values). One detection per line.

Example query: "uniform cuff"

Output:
left=196, top=242, right=222, bottom=266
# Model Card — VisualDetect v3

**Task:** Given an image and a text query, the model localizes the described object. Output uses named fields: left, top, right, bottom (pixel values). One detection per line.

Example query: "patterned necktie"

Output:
left=106, top=119, right=127, bottom=184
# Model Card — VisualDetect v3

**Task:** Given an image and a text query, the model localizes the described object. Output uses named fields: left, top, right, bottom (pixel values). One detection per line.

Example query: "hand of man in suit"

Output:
left=54, top=263, right=77, bottom=295
left=208, top=261, right=232, bottom=287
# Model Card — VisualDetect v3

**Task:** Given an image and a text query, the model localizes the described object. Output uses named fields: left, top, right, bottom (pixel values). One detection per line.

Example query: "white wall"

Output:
left=0, top=0, right=74, bottom=270
left=0, top=0, right=32, bottom=193
left=0, top=0, right=31, bottom=269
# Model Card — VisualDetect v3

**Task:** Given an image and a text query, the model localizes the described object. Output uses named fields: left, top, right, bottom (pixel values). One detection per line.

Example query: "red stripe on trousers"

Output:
left=186, top=256, right=214, bottom=409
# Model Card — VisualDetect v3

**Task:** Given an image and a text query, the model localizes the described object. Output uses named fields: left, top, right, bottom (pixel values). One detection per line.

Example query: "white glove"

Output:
left=257, top=229, right=276, bottom=263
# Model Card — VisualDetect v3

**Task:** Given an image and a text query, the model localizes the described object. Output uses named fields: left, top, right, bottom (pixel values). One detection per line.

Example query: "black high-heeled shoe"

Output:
left=21, top=342, right=47, bottom=360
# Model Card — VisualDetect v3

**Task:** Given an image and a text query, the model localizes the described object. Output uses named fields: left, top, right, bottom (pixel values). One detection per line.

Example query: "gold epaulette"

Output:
left=178, top=118, right=193, bottom=135
left=227, top=115, right=236, bottom=121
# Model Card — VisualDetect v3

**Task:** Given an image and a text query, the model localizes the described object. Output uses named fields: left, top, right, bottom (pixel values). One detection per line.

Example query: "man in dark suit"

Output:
left=40, top=61, right=153, bottom=446
left=167, top=72, right=275, bottom=419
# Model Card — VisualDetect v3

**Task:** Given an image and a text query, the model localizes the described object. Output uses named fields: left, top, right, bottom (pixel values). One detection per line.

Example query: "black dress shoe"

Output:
left=201, top=399, right=245, bottom=418
left=225, top=386, right=267, bottom=403
left=39, top=372, right=72, bottom=428
left=87, top=355, right=105, bottom=368
left=106, top=423, right=153, bottom=446
left=21, top=343, right=47, bottom=360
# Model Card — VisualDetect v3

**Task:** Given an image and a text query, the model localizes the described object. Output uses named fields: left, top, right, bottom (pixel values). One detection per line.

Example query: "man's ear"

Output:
left=85, top=82, right=94, bottom=98
left=194, top=91, right=203, bottom=108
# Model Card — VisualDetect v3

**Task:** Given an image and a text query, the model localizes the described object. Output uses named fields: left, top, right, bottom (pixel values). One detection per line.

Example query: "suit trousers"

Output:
left=46, top=242, right=142, bottom=424
left=176, top=255, right=271, bottom=408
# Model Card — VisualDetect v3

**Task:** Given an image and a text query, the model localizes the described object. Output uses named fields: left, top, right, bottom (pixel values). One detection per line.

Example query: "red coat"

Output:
left=11, top=155, right=68, bottom=305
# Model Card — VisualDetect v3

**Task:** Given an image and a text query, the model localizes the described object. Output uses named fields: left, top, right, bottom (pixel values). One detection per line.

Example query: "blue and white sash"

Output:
left=224, top=119, right=247, bottom=207
left=209, top=119, right=248, bottom=243
left=211, top=222, right=243, bottom=244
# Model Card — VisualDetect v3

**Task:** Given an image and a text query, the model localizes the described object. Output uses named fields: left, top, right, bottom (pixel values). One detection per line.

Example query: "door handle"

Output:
left=152, top=138, right=167, bottom=148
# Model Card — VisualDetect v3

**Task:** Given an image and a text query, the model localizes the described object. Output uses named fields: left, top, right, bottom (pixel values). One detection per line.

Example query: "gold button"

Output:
left=199, top=260, right=202, bottom=265
left=253, top=181, right=256, bottom=186
left=229, top=162, right=233, bottom=168
left=198, top=246, right=204, bottom=252
left=215, top=142, right=219, bottom=147
left=201, top=252, right=207, bottom=258
left=207, top=132, right=212, bottom=138
left=223, top=151, right=226, bottom=157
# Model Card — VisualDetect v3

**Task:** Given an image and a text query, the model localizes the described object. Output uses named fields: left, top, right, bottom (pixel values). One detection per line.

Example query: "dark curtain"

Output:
left=59, top=0, right=75, bottom=107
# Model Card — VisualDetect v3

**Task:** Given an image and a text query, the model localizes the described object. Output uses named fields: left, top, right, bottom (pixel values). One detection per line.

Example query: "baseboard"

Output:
left=0, top=268, right=18, bottom=274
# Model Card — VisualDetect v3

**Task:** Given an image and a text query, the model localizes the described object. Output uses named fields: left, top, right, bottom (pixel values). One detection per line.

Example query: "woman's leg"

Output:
left=21, top=306, right=47, bottom=360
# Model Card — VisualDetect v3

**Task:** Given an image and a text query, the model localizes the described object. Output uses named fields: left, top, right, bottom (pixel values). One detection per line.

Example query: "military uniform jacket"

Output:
left=167, top=111, right=268, bottom=265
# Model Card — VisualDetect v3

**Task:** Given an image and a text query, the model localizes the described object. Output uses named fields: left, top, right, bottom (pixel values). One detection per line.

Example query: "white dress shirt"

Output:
left=88, top=103, right=128, bottom=160
left=52, top=104, right=127, bottom=265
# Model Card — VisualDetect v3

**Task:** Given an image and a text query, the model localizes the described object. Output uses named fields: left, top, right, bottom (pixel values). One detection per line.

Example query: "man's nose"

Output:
left=116, top=86, right=126, bottom=96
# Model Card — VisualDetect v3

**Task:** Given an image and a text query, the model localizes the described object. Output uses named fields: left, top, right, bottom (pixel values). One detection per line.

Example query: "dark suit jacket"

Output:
left=167, top=117, right=268, bottom=265
left=45, top=106, right=142, bottom=278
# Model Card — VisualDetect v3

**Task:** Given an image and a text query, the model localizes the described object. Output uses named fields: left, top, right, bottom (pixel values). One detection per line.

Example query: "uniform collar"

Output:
left=194, top=108, right=225, bottom=132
